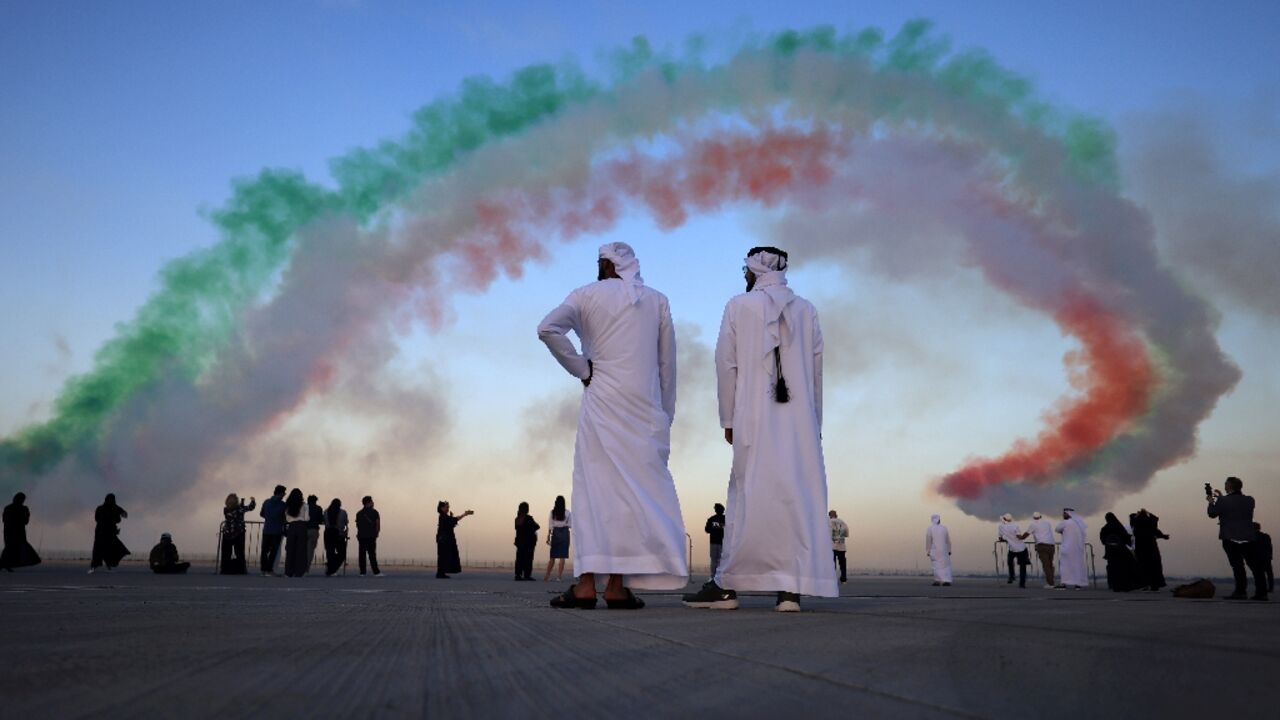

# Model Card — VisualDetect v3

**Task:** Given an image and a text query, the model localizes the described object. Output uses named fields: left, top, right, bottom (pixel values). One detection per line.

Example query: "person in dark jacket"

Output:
left=706, top=503, right=726, bottom=580
left=436, top=500, right=473, bottom=578
left=149, top=533, right=190, bottom=574
left=220, top=493, right=255, bottom=575
left=1255, top=522, right=1274, bottom=594
left=89, top=494, right=130, bottom=574
left=356, top=496, right=382, bottom=577
left=1, top=493, right=41, bottom=571
left=323, top=498, right=348, bottom=576
left=1130, top=508, right=1169, bottom=591
left=1099, top=513, right=1139, bottom=592
left=1206, top=476, right=1267, bottom=600
left=259, top=485, right=287, bottom=576
left=513, top=502, right=540, bottom=581
left=304, top=495, right=324, bottom=575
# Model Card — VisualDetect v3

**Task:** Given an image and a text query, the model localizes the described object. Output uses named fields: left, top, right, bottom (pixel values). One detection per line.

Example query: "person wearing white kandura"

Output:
left=926, top=514, right=953, bottom=586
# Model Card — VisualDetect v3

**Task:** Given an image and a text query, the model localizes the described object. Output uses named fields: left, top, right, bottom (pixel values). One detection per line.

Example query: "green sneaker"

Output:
left=682, top=581, right=739, bottom=609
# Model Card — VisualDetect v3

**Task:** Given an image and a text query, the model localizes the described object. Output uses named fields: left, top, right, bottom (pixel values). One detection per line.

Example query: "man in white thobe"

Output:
left=682, top=246, right=837, bottom=613
left=926, top=514, right=953, bottom=586
left=537, top=242, right=688, bottom=609
left=1056, top=508, right=1089, bottom=589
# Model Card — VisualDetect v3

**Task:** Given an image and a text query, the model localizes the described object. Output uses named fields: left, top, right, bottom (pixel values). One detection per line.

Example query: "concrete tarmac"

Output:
left=1, top=563, right=1275, bottom=719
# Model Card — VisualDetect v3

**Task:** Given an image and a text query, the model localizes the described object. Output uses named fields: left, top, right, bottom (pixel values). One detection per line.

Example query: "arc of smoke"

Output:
left=0, top=65, right=598, bottom=483
left=416, top=128, right=1176, bottom=520
left=2, top=23, right=1237, bottom=522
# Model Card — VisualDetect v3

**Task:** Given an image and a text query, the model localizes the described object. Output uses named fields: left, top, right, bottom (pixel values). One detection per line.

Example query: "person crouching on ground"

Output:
left=149, top=533, right=190, bottom=574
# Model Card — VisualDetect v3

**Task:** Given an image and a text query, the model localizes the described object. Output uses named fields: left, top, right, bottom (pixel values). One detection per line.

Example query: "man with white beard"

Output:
left=1056, top=508, right=1089, bottom=589
left=682, top=246, right=837, bottom=613
left=926, top=514, right=953, bottom=586
left=537, top=242, right=688, bottom=609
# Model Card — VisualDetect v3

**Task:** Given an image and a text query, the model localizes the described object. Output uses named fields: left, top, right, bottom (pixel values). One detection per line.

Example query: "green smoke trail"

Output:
left=0, top=64, right=598, bottom=483
left=1, top=20, right=1119, bottom=494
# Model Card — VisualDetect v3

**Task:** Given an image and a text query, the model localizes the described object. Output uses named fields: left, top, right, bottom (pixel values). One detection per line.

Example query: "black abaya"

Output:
left=1130, top=511, right=1168, bottom=590
left=513, top=514, right=540, bottom=580
left=437, top=513, right=462, bottom=575
left=1, top=503, right=41, bottom=569
left=91, top=503, right=130, bottom=569
left=1100, top=519, right=1139, bottom=592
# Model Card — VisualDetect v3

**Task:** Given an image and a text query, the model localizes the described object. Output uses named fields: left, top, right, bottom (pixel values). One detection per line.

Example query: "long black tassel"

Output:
left=773, top=345, right=789, bottom=403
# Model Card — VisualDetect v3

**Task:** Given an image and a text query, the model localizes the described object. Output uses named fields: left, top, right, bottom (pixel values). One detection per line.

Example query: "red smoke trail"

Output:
left=936, top=293, right=1156, bottom=499
left=368, top=126, right=1156, bottom=504
left=441, top=126, right=848, bottom=292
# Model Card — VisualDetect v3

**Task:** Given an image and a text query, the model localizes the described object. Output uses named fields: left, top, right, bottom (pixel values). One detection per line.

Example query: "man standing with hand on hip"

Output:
left=538, top=242, right=688, bottom=609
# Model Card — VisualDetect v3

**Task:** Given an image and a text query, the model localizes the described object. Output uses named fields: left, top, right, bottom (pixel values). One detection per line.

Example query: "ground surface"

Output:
left=0, top=563, right=1275, bottom=719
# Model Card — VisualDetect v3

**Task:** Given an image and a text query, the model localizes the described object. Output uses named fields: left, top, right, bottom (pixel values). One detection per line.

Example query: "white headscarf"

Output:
left=1032, top=511, right=1043, bottom=520
left=599, top=242, right=644, bottom=305
left=930, top=514, right=941, bottom=525
left=1000, top=513, right=1013, bottom=523
left=1064, top=508, right=1087, bottom=532
left=745, top=249, right=795, bottom=356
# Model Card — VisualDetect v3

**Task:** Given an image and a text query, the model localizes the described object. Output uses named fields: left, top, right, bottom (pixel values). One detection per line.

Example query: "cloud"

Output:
left=1123, top=98, right=1280, bottom=319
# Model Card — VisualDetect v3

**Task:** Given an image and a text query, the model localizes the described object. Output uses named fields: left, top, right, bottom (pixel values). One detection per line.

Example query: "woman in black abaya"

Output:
left=90, top=494, right=130, bottom=573
left=1, top=493, right=41, bottom=571
left=1099, top=512, right=1139, bottom=592
left=513, top=502, right=540, bottom=581
left=1130, top=508, right=1169, bottom=591
left=436, top=500, right=473, bottom=579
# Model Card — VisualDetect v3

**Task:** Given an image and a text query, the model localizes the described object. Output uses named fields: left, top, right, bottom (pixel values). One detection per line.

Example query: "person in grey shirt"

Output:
left=1206, top=476, right=1267, bottom=600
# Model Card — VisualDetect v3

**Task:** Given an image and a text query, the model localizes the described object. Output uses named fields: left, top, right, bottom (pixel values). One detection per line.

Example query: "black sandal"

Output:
left=604, top=588, right=645, bottom=610
left=550, top=586, right=597, bottom=609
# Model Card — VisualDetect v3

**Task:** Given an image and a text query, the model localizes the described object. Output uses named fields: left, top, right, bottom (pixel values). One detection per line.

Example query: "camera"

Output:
left=1204, top=482, right=1212, bottom=497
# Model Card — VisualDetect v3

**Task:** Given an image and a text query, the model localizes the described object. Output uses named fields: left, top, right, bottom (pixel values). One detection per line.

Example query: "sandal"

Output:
left=604, top=588, right=645, bottom=610
left=550, top=585, right=597, bottom=609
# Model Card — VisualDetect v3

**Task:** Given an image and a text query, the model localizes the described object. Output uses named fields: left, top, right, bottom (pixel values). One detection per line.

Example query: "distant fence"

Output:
left=993, top=540, right=1098, bottom=588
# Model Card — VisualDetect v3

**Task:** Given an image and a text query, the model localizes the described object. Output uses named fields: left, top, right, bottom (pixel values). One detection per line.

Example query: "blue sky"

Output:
left=1, top=1, right=1277, bottom=572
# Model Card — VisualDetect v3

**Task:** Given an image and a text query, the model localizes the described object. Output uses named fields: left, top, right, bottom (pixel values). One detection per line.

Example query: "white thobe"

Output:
left=1056, top=514, right=1089, bottom=587
left=537, top=279, right=688, bottom=590
left=713, top=284, right=837, bottom=597
left=926, top=519, right=953, bottom=583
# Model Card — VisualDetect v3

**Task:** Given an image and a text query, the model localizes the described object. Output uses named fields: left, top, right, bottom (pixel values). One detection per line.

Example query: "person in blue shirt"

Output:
left=259, top=485, right=287, bottom=576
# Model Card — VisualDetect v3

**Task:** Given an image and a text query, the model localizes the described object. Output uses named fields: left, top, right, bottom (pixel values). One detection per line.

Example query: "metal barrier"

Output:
left=214, top=520, right=263, bottom=574
left=214, top=520, right=343, bottom=575
left=993, top=540, right=1042, bottom=582
left=685, top=533, right=693, bottom=573
left=1084, top=543, right=1098, bottom=588
left=993, top=540, right=1098, bottom=588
